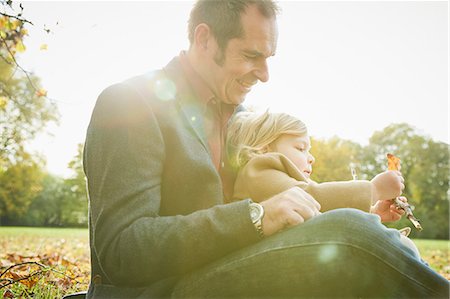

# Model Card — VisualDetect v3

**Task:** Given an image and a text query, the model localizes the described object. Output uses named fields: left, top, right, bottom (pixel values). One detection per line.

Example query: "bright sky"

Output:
left=16, top=1, right=448, bottom=177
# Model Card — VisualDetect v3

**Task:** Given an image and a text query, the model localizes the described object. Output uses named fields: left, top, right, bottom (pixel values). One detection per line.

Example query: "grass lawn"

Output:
left=414, top=239, right=450, bottom=279
left=0, top=227, right=90, bottom=298
left=0, top=227, right=448, bottom=298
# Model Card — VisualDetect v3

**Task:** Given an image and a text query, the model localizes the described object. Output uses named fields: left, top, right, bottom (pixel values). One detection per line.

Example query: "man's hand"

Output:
left=260, top=187, right=321, bottom=236
left=370, top=196, right=407, bottom=222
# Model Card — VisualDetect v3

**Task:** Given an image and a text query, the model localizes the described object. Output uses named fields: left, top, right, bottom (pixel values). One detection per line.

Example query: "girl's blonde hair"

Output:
left=227, top=110, right=308, bottom=169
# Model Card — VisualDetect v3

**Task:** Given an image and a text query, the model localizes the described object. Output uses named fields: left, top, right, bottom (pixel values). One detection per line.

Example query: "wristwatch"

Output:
left=249, top=202, right=265, bottom=238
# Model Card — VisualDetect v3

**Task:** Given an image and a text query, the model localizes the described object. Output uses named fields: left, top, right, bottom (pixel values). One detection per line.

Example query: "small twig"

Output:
left=0, top=52, right=15, bottom=66
left=0, top=260, right=81, bottom=290
left=0, top=261, right=47, bottom=278
left=0, top=12, right=34, bottom=25
left=46, top=266, right=74, bottom=279
left=0, top=35, right=40, bottom=93
left=0, top=269, right=45, bottom=289
left=0, top=277, right=14, bottom=284
left=0, top=7, right=62, bottom=105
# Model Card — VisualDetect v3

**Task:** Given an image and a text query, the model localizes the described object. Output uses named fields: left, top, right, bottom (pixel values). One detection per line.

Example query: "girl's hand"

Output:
left=370, top=170, right=405, bottom=204
left=370, top=196, right=407, bottom=222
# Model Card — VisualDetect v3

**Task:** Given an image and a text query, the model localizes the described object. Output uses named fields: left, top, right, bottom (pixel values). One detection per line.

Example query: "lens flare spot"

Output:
left=154, top=79, right=176, bottom=101
left=318, top=244, right=339, bottom=263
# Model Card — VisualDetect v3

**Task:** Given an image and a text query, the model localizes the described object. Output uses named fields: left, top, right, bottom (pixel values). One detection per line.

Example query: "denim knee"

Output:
left=290, top=208, right=385, bottom=241
left=173, top=209, right=449, bottom=299
left=318, top=208, right=382, bottom=230
left=270, top=207, right=415, bottom=261
left=300, top=208, right=424, bottom=262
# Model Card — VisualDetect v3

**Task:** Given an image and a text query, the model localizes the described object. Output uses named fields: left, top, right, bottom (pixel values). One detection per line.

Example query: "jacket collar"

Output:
left=179, top=51, right=215, bottom=111
left=162, top=56, right=208, bottom=149
left=162, top=55, right=242, bottom=153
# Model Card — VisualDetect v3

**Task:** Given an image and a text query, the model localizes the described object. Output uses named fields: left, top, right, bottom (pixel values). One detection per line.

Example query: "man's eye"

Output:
left=244, top=54, right=257, bottom=60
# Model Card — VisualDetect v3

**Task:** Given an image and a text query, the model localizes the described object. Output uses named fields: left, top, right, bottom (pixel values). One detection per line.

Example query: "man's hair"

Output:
left=188, top=0, right=280, bottom=60
left=227, top=110, right=308, bottom=169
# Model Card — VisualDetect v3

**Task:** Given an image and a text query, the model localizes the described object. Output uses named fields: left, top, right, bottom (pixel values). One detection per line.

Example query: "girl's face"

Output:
left=269, top=134, right=315, bottom=178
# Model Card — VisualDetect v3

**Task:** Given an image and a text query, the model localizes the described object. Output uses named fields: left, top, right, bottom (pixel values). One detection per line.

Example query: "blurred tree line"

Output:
left=1, top=121, right=448, bottom=239
left=311, top=124, right=449, bottom=240
left=0, top=1, right=87, bottom=227
left=1, top=1, right=448, bottom=238
left=0, top=144, right=88, bottom=227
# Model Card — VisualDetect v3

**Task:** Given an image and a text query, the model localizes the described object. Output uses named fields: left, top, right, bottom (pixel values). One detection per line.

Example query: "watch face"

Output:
left=250, top=203, right=263, bottom=223
left=250, top=207, right=259, bottom=221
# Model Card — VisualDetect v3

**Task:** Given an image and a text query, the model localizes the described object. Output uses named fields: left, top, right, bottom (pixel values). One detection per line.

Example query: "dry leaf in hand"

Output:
left=387, top=153, right=401, bottom=171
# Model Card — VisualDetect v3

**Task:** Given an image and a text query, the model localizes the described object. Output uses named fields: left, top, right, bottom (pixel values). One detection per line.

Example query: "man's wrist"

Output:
left=249, top=201, right=265, bottom=238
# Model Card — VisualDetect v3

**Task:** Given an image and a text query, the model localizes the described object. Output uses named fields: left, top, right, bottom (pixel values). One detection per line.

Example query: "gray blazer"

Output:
left=83, top=57, right=260, bottom=298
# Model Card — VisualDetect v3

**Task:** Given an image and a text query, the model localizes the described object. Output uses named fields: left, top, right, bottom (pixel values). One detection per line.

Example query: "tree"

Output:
left=309, top=125, right=449, bottom=239
left=310, top=136, right=363, bottom=182
left=406, top=140, right=449, bottom=239
left=0, top=1, right=59, bottom=223
left=1, top=2, right=59, bottom=167
left=362, top=123, right=449, bottom=239
left=0, top=150, right=44, bottom=225
left=17, top=173, right=66, bottom=226
left=16, top=144, right=88, bottom=227
left=63, top=143, right=88, bottom=226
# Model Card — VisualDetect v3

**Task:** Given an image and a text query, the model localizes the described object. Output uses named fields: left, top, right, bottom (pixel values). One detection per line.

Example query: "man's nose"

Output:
left=309, top=154, right=315, bottom=164
left=254, top=60, right=269, bottom=83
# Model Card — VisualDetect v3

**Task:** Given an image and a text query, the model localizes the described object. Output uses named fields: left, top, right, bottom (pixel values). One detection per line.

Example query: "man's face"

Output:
left=206, top=5, right=278, bottom=105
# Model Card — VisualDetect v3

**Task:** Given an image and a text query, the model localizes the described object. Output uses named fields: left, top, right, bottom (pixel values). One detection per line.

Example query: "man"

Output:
left=83, top=1, right=449, bottom=298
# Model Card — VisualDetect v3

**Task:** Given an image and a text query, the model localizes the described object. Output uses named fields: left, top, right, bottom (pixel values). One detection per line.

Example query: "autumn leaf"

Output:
left=0, top=258, right=13, bottom=268
left=387, top=153, right=401, bottom=171
left=0, top=96, right=8, bottom=110
left=19, top=275, right=40, bottom=289
left=2, top=289, right=14, bottom=298
left=61, top=258, right=73, bottom=268
left=35, top=89, right=47, bottom=97
left=11, top=20, right=22, bottom=30
left=5, top=270, right=21, bottom=281
left=15, top=41, right=26, bottom=53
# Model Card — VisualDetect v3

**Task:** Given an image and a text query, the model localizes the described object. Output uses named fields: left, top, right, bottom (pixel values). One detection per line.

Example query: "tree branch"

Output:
left=0, top=261, right=47, bottom=278
left=0, top=269, right=45, bottom=289
left=0, top=35, right=40, bottom=93
left=0, top=11, right=33, bottom=26
left=0, top=260, right=82, bottom=290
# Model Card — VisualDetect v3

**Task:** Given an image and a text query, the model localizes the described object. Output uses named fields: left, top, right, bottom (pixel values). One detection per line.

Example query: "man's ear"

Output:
left=193, top=23, right=211, bottom=51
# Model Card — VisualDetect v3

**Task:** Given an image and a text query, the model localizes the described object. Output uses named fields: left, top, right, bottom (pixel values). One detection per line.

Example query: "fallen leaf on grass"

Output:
left=2, top=289, right=14, bottom=298
left=18, top=275, right=40, bottom=289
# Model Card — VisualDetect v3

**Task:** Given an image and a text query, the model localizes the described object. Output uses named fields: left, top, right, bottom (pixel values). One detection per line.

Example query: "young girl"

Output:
left=227, top=110, right=421, bottom=258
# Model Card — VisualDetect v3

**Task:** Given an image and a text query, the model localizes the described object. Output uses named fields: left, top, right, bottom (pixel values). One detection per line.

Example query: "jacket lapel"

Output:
left=163, top=58, right=209, bottom=151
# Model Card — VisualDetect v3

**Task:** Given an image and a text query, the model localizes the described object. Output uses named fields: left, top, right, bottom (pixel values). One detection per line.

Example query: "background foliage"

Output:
left=311, top=123, right=449, bottom=239
left=0, top=227, right=448, bottom=298
left=0, top=1, right=448, bottom=240
left=0, top=1, right=448, bottom=298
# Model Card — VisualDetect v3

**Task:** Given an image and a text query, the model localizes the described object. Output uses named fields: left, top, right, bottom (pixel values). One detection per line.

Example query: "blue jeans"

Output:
left=172, top=209, right=449, bottom=298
